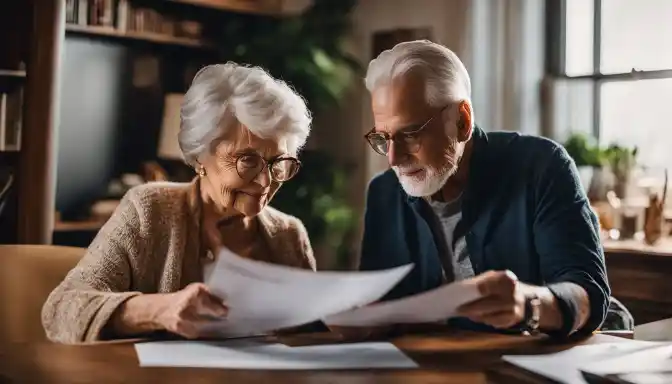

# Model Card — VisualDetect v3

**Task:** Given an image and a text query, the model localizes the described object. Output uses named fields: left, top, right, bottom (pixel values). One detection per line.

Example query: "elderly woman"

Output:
left=42, top=63, right=315, bottom=344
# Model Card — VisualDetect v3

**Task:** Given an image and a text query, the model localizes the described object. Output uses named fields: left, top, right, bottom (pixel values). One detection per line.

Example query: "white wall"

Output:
left=466, top=0, right=545, bottom=136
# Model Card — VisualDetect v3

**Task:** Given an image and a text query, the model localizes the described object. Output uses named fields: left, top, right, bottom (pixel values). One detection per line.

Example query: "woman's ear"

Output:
left=457, top=101, right=473, bottom=142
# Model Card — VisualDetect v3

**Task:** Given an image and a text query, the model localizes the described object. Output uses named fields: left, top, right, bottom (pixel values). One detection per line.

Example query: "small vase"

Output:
left=613, top=173, right=630, bottom=199
left=644, top=194, right=664, bottom=245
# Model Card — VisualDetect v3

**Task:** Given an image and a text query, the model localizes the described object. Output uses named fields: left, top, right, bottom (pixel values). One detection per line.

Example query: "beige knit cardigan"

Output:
left=42, top=179, right=315, bottom=344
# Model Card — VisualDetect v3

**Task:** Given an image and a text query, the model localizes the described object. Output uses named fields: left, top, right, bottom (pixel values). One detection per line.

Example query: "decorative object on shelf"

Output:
left=605, top=144, right=638, bottom=199
left=90, top=199, right=121, bottom=222
left=644, top=169, right=668, bottom=245
left=142, top=161, right=169, bottom=182
left=157, top=93, right=184, bottom=161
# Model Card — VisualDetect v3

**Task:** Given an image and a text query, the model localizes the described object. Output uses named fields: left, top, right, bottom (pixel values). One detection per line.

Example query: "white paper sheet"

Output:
left=323, top=279, right=481, bottom=327
left=134, top=340, right=419, bottom=370
left=201, top=247, right=413, bottom=337
left=581, top=342, right=672, bottom=378
left=502, top=340, right=665, bottom=384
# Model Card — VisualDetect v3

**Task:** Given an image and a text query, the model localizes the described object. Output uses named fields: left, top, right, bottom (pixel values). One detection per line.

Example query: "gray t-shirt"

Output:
left=427, top=195, right=475, bottom=282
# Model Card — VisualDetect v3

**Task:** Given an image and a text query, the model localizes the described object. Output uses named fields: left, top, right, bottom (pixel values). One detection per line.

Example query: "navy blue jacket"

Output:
left=359, top=127, right=610, bottom=336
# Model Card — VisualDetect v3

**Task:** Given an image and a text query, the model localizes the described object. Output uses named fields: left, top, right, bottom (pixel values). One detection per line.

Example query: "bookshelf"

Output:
left=65, top=0, right=219, bottom=51
left=65, top=24, right=212, bottom=49
left=0, top=1, right=64, bottom=244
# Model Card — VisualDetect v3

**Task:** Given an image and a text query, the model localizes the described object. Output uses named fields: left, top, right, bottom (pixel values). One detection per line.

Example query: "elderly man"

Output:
left=360, top=40, right=610, bottom=337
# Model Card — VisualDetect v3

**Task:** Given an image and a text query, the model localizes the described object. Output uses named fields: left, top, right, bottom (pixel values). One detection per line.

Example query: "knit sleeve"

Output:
left=41, top=189, right=146, bottom=344
left=294, top=218, right=316, bottom=271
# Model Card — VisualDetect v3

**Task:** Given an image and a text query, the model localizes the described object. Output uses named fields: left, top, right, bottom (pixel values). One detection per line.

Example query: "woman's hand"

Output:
left=109, top=283, right=228, bottom=339
left=154, top=283, right=228, bottom=339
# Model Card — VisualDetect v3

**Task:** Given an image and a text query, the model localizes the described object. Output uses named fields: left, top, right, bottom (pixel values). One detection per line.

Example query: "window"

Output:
left=550, top=0, right=672, bottom=170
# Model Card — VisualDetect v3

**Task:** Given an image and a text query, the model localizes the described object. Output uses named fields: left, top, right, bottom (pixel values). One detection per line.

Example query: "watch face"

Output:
left=525, top=296, right=542, bottom=331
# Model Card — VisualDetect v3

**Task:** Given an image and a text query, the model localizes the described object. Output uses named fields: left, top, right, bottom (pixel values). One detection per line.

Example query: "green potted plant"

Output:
left=563, top=133, right=604, bottom=193
left=604, top=144, right=638, bottom=198
left=207, top=1, right=361, bottom=268
left=270, top=150, right=356, bottom=269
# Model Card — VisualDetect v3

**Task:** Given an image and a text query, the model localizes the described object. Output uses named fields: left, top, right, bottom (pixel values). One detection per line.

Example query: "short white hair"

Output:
left=179, top=62, right=311, bottom=166
left=365, top=40, right=473, bottom=125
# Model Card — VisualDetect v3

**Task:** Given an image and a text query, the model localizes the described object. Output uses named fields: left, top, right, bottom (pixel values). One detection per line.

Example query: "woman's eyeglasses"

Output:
left=235, top=153, right=301, bottom=182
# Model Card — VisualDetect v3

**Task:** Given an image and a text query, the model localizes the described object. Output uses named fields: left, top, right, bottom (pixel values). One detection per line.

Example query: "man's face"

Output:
left=371, top=75, right=464, bottom=197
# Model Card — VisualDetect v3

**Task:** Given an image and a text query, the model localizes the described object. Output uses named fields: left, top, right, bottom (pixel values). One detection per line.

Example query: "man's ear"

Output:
left=457, top=101, right=473, bottom=142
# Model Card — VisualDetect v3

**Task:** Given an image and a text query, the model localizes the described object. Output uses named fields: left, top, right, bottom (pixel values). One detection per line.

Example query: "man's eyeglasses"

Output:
left=235, top=153, right=301, bottom=182
left=364, top=110, right=441, bottom=156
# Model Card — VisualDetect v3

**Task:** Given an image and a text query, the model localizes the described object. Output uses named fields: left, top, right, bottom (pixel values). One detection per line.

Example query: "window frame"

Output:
left=546, top=0, right=672, bottom=138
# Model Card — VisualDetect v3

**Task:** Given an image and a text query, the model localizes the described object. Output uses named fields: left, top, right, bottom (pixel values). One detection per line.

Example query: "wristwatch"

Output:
left=522, top=293, right=542, bottom=335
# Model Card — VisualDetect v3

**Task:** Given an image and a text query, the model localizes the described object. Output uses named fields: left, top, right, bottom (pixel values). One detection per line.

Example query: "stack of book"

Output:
left=65, top=0, right=115, bottom=28
left=65, top=0, right=203, bottom=40
left=0, top=87, right=22, bottom=152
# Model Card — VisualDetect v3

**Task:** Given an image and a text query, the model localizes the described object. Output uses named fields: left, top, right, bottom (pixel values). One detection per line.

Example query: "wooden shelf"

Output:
left=0, top=70, right=26, bottom=79
left=0, top=69, right=26, bottom=91
left=65, top=24, right=213, bottom=50
left=167, top=0, right=282, bottom=16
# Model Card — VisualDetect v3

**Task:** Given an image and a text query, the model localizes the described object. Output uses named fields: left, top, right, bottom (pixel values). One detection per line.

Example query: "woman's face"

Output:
left=198, top=124, right=296, bottom=218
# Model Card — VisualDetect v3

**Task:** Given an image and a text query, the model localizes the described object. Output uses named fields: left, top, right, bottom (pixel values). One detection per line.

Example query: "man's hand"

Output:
left=153, top=283, right=229, bottom=339
left=457, top=270, right=571, bottom=332
left=457, top=270, right=526, bottom=329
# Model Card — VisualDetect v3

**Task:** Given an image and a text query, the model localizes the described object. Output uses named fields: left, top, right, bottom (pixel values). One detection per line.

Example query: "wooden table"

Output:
left=603, top=238, right=672, bottom=324
left=0, top=331, right=629, bottom=383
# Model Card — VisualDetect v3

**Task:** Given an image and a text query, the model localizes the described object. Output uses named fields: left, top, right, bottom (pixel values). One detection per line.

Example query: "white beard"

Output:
left=394, top=164, right=455, bottom=197
left=393, top=138, right=463, bottom=197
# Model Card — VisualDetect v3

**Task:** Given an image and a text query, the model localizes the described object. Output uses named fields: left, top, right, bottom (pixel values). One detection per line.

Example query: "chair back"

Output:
left=0, top=245, right=85, bottom=342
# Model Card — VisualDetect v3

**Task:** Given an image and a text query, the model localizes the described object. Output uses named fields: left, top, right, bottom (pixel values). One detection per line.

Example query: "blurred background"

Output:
left=0, top=0, right=670, bottom=271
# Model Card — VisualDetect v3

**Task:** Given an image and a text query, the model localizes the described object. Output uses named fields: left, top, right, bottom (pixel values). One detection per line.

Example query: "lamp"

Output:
left=157, top=93, right=184, bottom=161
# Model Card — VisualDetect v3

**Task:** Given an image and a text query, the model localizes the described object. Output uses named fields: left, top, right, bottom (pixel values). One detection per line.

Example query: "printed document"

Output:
left=502, top=340, right=665, bottom=384
left=323, top=279, right=481, bottom=327
left=201, top=247, right=413, bottom=337
left=580, top=342, right=672, bottom=383
left=134, top=339, right=418, bottom=370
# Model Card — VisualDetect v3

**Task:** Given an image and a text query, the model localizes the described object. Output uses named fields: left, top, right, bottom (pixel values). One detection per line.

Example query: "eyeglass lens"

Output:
left=236, top=155, right=299, bottom=182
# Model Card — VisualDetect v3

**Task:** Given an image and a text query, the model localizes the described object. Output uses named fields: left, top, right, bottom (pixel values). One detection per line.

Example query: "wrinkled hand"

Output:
left=154, top=283, right=228, bottom=339
left=457, top=270, right=526, bottom=329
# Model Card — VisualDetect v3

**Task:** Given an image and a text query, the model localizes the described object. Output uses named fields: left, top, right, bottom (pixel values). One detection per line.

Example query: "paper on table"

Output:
left=134, top=339, right=419, bottom=370
left=580, top=342, right=672, bottom=379
left=323, top=279, right=481, bottom=327
left=202, top=247, right=413, bottom=337
left=502, top=340, right=665, bottom=384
